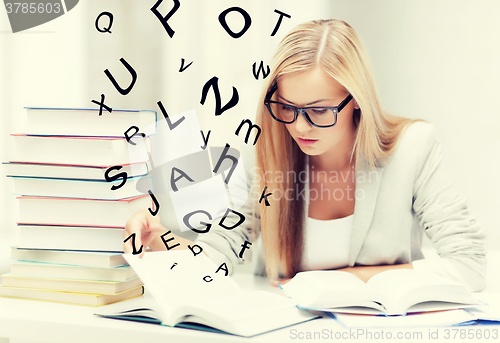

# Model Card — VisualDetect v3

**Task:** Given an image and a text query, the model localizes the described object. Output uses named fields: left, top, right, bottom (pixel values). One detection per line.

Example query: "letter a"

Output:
left=216, top=262, right=229, bottom=276
left=170, top=167, right=194, bottom=192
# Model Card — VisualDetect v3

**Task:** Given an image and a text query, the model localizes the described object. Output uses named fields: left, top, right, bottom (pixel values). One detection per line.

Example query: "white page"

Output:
left=123, top=250, right=241, bottom=324
left=367, top=269, right=477, bottom=313
left=180, top=290, right=318, bottom=336
left=148, top=109, right=203, bottom=167
left=281, top=270, right=388, bottom=309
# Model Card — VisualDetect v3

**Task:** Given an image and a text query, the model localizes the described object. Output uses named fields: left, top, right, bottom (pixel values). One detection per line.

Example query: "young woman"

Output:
left=124, top=19, right=486, bottom=291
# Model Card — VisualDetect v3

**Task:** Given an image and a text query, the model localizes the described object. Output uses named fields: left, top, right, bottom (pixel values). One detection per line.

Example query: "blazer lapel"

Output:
left=348, top=160, right=385, bottom=266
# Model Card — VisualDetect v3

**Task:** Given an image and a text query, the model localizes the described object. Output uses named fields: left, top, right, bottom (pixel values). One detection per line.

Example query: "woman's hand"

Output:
left=336, top=263, right=413, bottom=282
left=270, top=278, right=291, bottom=287
left=123, top=209, right=165, bottom=257
left=271, top=264, right=413, bottom=286
left=124, top=210, right=201, bottom=257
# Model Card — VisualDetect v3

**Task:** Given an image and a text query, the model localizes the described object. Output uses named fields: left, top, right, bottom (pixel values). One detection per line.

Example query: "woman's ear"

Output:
left=354, top=99, right=360, bottom=110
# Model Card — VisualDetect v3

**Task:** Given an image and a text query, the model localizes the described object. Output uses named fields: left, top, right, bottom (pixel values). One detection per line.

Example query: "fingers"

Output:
left=123, top=210, right=148, bottom=257
left=123, top=209, right=169, bottom=257
left=270, top=278, right=291, bottom=287
left=123, top=236, right=133, bottom=254
left=144, top=211, right=164, bottom=232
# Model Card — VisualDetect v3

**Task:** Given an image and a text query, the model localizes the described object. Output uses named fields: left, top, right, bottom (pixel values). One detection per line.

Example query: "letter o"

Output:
left=218, top=7, right=252, bottom=38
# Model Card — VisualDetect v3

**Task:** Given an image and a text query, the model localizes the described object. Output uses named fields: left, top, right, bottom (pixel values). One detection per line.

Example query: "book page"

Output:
left=177, top=290, right=318, bottom=337
left=367, top=269, right=477, bottom=314
left=95, top=294, right=162, bottom=321
left=123, top=250, right=241, bottom=324
left=281, top=270, right=389, bottom=310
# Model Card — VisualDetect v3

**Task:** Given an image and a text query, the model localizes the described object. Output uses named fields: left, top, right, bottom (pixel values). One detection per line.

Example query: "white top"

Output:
left=197, top=122, right=487, bottom=291
left=300, top=214, right=354, bottom=271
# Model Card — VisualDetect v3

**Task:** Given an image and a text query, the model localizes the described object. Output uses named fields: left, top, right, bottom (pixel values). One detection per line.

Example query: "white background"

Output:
left=1, top=0, right=499, bottom=278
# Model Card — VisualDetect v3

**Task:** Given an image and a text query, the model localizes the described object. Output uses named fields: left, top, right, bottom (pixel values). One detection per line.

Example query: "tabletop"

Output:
left=1, top=251, right=500, bottom=343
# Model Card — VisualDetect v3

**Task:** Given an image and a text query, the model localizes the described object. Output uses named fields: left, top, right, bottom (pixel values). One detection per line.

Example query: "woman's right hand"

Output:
left=123, top=209, right=165, bottom=257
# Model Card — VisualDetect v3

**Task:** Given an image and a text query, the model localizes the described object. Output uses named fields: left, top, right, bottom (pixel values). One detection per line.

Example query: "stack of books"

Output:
left=0, top=107, right=157, bottom=306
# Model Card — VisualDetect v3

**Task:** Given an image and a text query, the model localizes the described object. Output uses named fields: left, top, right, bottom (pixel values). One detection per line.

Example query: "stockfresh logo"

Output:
left=4, top=0, right=79, bottom=33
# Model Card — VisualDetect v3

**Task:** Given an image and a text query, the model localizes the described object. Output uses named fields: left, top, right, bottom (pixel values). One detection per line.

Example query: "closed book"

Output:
left=11, top=134, right=150, bottom=167
left=25, top=107, right=156, bottom=137
left=0, top=284, right=144, bottom=307
left=10, top=261, right=136, bottom=281
left=18, top=225, right=124, bottom=252
left=11, top=176, right=152, bottom=200
left=11, top=247, right=126, bottom=267
left=1, top=274, right=143, bottom=295
left=18, top=194, right=151, bottom=227
left=3, top=161, right=149, bottom=181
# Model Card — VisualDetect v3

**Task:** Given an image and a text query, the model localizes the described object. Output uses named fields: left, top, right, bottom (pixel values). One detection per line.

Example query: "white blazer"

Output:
left=195, top=121, right=487, bottom=292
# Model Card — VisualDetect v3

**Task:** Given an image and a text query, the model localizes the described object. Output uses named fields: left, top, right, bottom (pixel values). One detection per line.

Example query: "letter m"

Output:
left=235, top=119, right=261, bottom=145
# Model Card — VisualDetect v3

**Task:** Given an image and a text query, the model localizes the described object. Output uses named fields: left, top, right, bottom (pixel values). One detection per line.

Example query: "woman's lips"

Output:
left=298, top=138, right=318, bottom=146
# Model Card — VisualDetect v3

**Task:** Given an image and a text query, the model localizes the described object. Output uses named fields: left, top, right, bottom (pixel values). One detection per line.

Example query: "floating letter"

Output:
left=95, top=11, right=113, bottom=33
left=252, top=61, right=270, bottom=80
left=170, top=167, right=194, bottom=192
left=91, top=94, right=112, bottom=116
left=218, top=7, right=251, bottom=38
left=161, top=230, right=180, bottom=250
left=271, top=9, right=291, bottom=36
left=123, top=233, right=143, bottom=255
left=200, top=76, right=239, bottom=116
left=105, top=166, right=128, bottom=191
left=150, top=0, right=180, bottom=38
left=235, top=119, right=261, bottom=145
left=104, top=58, right=137, bottom=95
left=219, top=208, right=245, bottom=230
left=183, top=210, right=212, bottom=234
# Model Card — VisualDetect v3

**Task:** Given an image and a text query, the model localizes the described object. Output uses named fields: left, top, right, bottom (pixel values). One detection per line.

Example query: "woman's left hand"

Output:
left=336, top=263, right=413, bottom=282
left=270, top=263, right=413, bottom=286
left=270, top=278, right=292, bottom=287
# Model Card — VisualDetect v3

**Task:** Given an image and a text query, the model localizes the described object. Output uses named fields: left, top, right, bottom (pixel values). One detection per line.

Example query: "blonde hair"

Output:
left=255, top=19, right=420, bottom=281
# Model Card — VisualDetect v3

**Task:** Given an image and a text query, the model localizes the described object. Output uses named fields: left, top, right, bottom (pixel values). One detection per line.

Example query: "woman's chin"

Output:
left=296, top=144, right=322, bottom=156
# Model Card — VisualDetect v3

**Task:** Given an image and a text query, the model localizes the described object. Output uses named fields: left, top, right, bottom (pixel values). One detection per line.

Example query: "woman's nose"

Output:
left=294, top=111, right=312, bottom=133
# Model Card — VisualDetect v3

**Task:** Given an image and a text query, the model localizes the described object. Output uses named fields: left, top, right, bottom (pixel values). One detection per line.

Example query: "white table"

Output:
left=1, top=252, right=499, bottom=343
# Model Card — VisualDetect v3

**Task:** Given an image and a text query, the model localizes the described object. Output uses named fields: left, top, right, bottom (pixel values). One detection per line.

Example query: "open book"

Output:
left=280, top=269, right=482, bottom=316
left=95, top=250, right=317, bottom=337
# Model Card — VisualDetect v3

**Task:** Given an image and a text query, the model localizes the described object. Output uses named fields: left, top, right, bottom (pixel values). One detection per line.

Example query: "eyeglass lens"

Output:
left=269, top=102, right=336, bottom=126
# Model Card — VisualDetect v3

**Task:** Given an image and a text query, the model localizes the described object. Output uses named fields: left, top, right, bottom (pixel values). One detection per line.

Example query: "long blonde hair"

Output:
left=255, top=19, right=420, bottom=281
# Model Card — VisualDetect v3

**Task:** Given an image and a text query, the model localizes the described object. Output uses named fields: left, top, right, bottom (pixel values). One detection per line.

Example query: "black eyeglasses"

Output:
left=264, top=83, right=353, bottom=128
